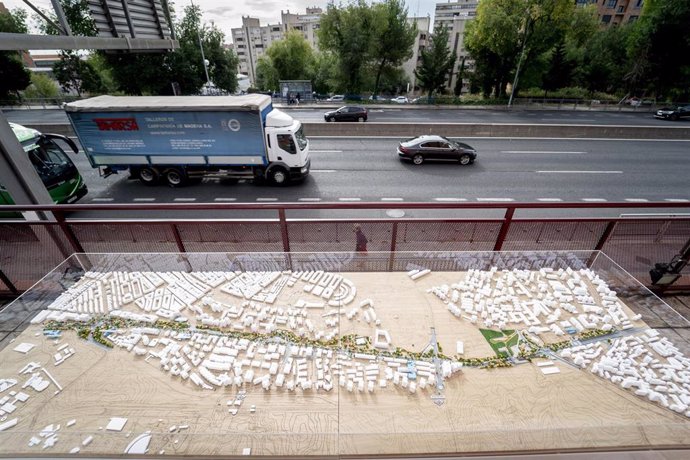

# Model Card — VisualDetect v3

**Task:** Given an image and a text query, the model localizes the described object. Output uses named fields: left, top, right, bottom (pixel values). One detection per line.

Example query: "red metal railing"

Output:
left=1, top=202, right=689, bottom=295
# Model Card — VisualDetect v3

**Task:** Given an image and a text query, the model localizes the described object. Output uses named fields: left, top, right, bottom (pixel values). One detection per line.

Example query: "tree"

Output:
left=266, top=30, right=314, bottom=81
left=318, top=0, right=374, bottom=94
left=256, top=56, right=279, bottom=92
left=542, top=40, right=571, bottom=96
left=464, top=0, right=573, bottom=99
left=36, top=0, right=96, bottom=36
left=23, top=73, right=60, bottom=99
left=0, top=8, right=31, bottom=102
left=630, top=0, right=690, bottom=100
left=53, top=52, right=103, bottom=96
left=308, top=51, right=339, bottom=94
left=414, top=24, right=456, bottom=102
left=369, top=0, right=416, bottom=97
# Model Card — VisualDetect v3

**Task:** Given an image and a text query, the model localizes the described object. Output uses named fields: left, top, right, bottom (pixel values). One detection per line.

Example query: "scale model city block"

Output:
left=0, top=263, right=689, bottom=456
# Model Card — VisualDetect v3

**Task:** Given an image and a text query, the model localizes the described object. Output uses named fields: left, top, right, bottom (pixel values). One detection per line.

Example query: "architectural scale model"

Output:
left=0, top=259, right=689, bottom=456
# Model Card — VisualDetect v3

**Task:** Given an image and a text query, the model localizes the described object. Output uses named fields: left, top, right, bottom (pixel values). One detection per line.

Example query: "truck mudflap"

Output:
left=290, top=158, right=311, bottom=181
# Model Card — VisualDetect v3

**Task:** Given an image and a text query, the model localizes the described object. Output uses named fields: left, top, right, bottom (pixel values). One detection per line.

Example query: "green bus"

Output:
left=0, top=123, right=87, bottom=206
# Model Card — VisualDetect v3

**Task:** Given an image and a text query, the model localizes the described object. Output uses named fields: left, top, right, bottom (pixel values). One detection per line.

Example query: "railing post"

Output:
left=493, top=207, right=515, bottom=251
left=278, top=208, right=292, bottom=271
left=595, top=221, right=617, bottom=251
left=53, top=210, right=84, bottom=254
left=388, top=221, right=398, bottom=272
left=171, top=223, right=186, bottom=252
left=0, top=269, right=19, bottom=295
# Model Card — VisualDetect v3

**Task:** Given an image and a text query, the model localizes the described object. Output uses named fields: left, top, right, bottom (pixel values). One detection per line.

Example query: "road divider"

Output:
left=22, top=122, right=690, bottom=140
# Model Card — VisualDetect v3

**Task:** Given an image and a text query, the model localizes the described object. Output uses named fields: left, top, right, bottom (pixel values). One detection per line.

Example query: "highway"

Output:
left=58, top=136, right=690, bottom=220
left=4, top=108, right=689, bottom=219
left=4, top=105, right=686, bottom=126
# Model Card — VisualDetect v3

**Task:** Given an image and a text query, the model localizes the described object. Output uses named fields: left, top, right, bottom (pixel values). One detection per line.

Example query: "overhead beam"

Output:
left=0, top=33, right=178, bottom=51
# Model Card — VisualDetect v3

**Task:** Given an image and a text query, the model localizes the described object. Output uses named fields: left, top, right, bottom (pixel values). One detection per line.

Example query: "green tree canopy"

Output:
left=318, top=0, right=374, bottom=93
left=0, top=8, right=31, bottom=102
left=266, top=30, right=314, bottom=81
left=369, top=0, right=416, bottom=96
left=631, top=0, right=690, bottom=100
left=53, top=52, right=104, bottom=96
left=414, top=24, right=455, bottom=102
left=465, top=0, right=574, bottom=98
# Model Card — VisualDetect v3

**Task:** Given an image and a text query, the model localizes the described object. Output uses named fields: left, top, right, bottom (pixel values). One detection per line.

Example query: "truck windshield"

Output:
left=294, top=126, right=308, bottom=151
left=26, top=139, right=76, bottom=188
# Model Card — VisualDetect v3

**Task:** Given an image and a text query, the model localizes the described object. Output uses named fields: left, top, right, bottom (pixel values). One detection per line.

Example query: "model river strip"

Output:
left=0, top=261, right=689, bottom=456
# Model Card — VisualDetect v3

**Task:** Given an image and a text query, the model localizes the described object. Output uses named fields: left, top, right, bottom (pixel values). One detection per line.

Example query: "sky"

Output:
left=2, top=0, right=439, bottom=42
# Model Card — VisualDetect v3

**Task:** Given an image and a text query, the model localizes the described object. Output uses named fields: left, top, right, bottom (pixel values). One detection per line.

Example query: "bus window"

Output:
left=27, top=139, right=76, bottom=187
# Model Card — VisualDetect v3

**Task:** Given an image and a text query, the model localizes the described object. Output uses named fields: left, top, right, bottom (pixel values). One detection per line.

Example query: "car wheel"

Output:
left=670, top=114, right=679, bottom=121
left=459, top=154, right=472, bottom=165
left=164, top=168, right=187, bottom=187
left=269, top=166, right=289, bottom=185
left=137, top=167, right=159, bottom=186
left=412, top=154, right=424, bottom=165
left=358, top=117, right=365, bottom=122
left=329, top=117, right=335, bottom=122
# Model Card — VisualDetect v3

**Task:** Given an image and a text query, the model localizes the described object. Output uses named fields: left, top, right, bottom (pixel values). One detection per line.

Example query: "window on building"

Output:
left=635, top=0, right=643, bottom=7
left=617, top=5, right=624, bottom=12
left=255, top=44, right=263, bottom=48
left=601, top=14, right=612, bottom=23
left=236, top=37, right=243, bottom=42
left=606, top=0, right=617, bottom=8
left=628, top=15, right=638, bottom=22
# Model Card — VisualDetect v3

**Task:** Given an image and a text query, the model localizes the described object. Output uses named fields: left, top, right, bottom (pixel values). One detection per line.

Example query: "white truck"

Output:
left=65, top=94, right=310, bottom=186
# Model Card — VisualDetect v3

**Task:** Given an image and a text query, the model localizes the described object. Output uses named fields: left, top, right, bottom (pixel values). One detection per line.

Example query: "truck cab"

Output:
left=265, top=109, right=310, bottom=184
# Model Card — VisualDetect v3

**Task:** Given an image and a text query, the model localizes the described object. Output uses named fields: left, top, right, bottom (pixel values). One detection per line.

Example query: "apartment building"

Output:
left=231, top=8, right=323, bottom=86
left=281, top=7, right=323, bottom=50
left=577, top=0, right=645, bottom=26
left=433, top=0, right=480, bottom=93
left=402, top=16, right=431, bottom=94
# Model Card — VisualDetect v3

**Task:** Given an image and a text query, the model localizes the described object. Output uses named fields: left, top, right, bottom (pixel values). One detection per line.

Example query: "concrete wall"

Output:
left=25, top=122, right=690, bottom=140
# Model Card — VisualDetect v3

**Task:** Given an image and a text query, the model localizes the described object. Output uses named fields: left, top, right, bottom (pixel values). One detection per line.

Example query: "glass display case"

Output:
left=0, top=251, right=688, bottom=457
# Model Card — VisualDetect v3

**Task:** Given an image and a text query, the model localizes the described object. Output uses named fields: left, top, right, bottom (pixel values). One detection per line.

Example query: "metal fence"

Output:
left=1, top=202, right=689, bottom=296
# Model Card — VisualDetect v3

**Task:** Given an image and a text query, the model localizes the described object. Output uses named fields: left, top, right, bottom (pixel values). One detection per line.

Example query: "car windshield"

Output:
left=294, top=126, right=308, bottom=151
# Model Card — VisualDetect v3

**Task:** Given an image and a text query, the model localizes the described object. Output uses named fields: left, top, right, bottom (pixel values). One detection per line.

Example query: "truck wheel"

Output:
left=137, top=167, right=159, bottom=186
left=268, top=167, right=289, bottom=185
left=164, top=168, right=187, bottom=187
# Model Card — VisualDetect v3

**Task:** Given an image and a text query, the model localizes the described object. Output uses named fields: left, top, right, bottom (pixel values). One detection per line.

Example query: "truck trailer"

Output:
left=65, top=94, right=310, bottom=186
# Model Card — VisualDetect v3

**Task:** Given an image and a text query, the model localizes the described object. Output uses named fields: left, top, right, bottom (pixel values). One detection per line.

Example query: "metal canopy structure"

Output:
left=0, top=32, right=177, bottom=50
left=88, top=0, right=175, bottom=42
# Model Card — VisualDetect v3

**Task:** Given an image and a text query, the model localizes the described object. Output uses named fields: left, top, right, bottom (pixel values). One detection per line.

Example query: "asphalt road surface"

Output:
left=57, top=136, right=690, bottom=220
left=4, top=106, right=686, bottom=126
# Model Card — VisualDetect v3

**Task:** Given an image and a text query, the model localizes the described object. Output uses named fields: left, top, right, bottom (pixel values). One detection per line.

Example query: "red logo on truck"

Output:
left=93, top=118, right=139, bottom=131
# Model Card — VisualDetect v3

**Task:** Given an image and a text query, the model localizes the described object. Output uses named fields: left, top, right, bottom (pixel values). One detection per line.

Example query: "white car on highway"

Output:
left=390, top=96, right=409, bottom=104
left=327, top=95, right=345, bottom=102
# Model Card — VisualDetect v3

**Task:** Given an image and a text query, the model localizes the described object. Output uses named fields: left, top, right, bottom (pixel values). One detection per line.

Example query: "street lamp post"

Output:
left=190, top=0, right=211, bottom=85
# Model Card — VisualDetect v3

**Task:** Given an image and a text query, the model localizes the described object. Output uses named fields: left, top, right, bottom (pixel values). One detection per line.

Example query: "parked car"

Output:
left=655, top=105, right=690, bottom=121
left=626, top=97, right=642, bottom=107
left=324, top=106, right=368, bottom=122
left=368, top=95, right=387, bottom=101
left=327, top=94, right=345, bottom=102
left=391, top=96, right=409, bottom=104
left=397, top=135, right=477, bottom=165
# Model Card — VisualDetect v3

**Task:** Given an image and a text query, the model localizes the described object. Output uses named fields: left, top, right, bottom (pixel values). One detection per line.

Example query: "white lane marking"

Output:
left=536, top=170, right=622, bottom=174
left=476, top=198, right=515, bottom=202
left=298, top=198, right=322, bottom=201
left=214, top=197, right=237, bottom=201
left=381, top=197, right=404, bottom=201
left=339, top=197, right=361, bottom=201
left=91, top=198, right=114, bottom=202
left=665, top=198, right=690, bottom=202
left=310, top=150, right=342, bottom=153
left=539, top=118, right=596, bottom=122
left=501, top=150, right=586, bottom=154
left=537, top=198, right=563, bottom=202
left=311, top=169, right=337, bottom=173
left=174, top=198, right=196, bottom=202
left=434, top=198, right=467, bottom=202
left=257, top=198, right=278, bottom=201
left=582, top=198, right=608, bottom=202
left=624, top=198, right=649, bottom=202
left=133, top=198, right=156, bottom=202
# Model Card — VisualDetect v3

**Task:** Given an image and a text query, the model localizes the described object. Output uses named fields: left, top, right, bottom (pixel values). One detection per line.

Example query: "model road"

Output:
left=56, top=136, right=690, bottom=220
left=4, top=106, right=687, bottom=126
